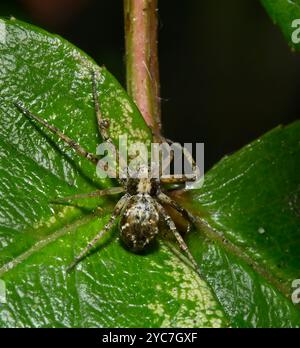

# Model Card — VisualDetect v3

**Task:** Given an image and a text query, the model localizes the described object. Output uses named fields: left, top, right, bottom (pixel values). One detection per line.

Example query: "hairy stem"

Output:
left=124, top=0, right=161, bottom=135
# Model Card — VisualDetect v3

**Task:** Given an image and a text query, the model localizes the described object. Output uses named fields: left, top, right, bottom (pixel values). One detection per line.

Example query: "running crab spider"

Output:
left=14, top=70, right=200, bottom=275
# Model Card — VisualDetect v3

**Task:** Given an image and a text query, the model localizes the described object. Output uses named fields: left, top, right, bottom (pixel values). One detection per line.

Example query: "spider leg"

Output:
left=157, top=192, right=196, bottom=225
left=161, top=138, right=200, bottom=182
left=150, top=131, right=174, bottom=177
left=160, top=175, right=196, bottom=185
left=152, top=135, right=199, bottom=181
left=14, top=101, right=99, bottom=165
left=155, top=202, right=200, bottom=275
left=91, top=70, right=112, bottom=145
left=165, top=137, right=198, bottom=173
left=51, top=186, right=125, bottom=204
left=160, top=148, right=174, bottom=178
left=67, top=193, right=129, bottom=272
left=91, top=71, right=127, bottom=179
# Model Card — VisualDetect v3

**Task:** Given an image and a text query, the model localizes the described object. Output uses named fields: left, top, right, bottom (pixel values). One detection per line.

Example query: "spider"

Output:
left=14, top=71, right=200, bottom=275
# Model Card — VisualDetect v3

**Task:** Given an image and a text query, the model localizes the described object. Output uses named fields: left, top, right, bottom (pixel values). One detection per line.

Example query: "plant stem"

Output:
left=124, top=0, right=161, bottom=135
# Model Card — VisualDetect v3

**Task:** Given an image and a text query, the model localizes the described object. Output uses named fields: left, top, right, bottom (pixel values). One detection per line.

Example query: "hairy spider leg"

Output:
left=155, top=202, right=200, bottom=276
left=161, top=139, right=198, bottom=183
left=149, top=130, right=175, bottom=177
left=91, top=70, right=127, bottom=179
left=160, top=176, right=196, bottom=184
left=66, top=193, right=130, bottom=272
left=91, top=70, right=112, bottom=145
left=149, top=130, right=198, bottom=182
left=51, top=186, right=125, bottom=204
left=14, top=101, right=99, bottom=165
left=165, top=138, right=198, bottom=172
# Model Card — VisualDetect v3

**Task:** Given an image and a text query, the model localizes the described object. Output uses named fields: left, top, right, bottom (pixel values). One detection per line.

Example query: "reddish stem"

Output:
left=124, top=0, right=161, bottom=134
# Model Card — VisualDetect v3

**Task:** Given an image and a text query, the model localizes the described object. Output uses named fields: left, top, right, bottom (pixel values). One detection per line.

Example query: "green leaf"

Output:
left=0, top=18, right=299, bottom=329
left=186, top=122, right=300, bottom=327
left=0, top=18, right=226, bottom=328
left=261, top=0, right=300, bottom=51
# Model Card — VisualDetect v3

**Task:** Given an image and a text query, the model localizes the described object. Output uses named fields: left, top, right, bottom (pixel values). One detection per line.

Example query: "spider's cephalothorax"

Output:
left=14, top=70, right=200, bottom=275
left=125, top=171, right=160, bottom=197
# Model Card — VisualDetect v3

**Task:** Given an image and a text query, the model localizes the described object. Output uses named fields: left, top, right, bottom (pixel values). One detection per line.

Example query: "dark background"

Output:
left=2, top=0, right=300, bottom=169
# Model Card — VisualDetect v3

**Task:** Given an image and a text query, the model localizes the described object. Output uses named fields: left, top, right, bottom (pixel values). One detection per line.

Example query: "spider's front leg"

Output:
left=91, top=70, right=127, bottom=180
left=14, top=102, right=99, bottom=165
left=67, top=193, right=130, bottom=272
left=91, top=70, right=112, bottom=145
left=155, top=202, right=201, bottom=276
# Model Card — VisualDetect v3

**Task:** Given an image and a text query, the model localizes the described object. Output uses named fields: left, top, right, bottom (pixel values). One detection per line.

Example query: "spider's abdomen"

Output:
left=120, top=194, right=159, bottom=252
